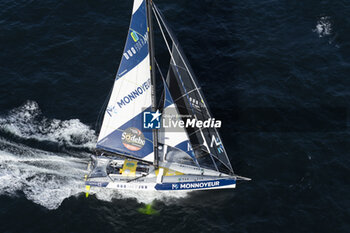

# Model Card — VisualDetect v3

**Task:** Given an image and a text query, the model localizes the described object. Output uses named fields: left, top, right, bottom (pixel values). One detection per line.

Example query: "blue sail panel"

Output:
left=117, top=0, right=149, bottom=79
left=97, top=108, right=153, bottom=161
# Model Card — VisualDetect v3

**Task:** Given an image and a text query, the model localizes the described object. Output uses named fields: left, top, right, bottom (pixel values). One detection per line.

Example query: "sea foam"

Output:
left=313, top=16, right=332, bottom=38
left=0, top=101, right=188, bottom=209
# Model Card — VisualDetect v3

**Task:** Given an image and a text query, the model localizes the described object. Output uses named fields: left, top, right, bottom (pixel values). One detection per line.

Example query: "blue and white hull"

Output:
left=154, top=178, right=236, bottom=191
left=86, top=177, right=236, bottom=191
left=85, top=156, right=237, bottom=192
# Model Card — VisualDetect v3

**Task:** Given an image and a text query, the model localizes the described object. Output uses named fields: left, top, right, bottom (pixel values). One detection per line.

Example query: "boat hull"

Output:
left=85, top=156, right=237, bottom=192
left=85, top=177, right=236, bottom=191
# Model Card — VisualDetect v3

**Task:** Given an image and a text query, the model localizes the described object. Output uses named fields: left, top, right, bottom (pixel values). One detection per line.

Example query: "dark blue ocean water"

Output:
left=0, top=0, right=349, bottom=232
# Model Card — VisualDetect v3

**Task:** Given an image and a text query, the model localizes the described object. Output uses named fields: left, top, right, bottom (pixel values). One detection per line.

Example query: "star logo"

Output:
left=150, top=110, right=161, bottom=122
left=143, top=110, right=161, bottom=129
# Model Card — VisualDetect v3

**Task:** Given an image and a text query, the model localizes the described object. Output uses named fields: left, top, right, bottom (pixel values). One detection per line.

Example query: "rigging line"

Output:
left=95, top=84, right=114, bottom=135
left=154, top=5, right=203, bottom=95
left=153, top=4, right=234, bottom=173
left=155, top=59, right=165, bottom=109
left=150, top=25, right=200, bottom=167
left=153, top=10, right=209, bottom=119
left=152, top=6, right=205, bottom=124
left=154, top=5, right=233, bottom=173
left=152, top=4, right=219, bottom=171
left=195, top=114, right=219, bottom=172
left=187, top=128, right=207, bottom=137
left=170, top=63, right=187, bottom=71
left=155, top=58, right=166, bottom=81
left=152, top=5, right=175, bottom=69
left=155, top=60, right=201, bottom=167
left=152, top=4, right=198, bottom=123
left=173, top=87, right=202, bottom=102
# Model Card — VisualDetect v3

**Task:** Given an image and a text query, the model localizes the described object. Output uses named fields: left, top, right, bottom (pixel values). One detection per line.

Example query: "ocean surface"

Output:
left=0, top=0, right=349, bottom=232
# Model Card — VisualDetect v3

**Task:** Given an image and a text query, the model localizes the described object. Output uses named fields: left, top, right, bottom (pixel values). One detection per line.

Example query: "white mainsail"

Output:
left=97, top=0, right=154, bottom=163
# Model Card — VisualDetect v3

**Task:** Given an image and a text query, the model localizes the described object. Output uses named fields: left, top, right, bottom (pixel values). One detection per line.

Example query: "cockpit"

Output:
left=106, top=160, right=123, bottom=175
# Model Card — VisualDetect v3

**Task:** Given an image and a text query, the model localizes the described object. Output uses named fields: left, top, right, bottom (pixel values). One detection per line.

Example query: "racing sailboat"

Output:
left=85, top=0, right=250, bottom=192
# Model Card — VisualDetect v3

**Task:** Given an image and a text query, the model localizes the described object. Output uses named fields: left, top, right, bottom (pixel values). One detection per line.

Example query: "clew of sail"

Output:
left=96, top=0, right=154, bottom=163
left=153, top=3, right=234, bottom=174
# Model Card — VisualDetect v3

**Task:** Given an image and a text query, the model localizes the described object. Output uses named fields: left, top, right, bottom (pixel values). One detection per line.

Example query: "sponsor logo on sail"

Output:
left=210, top=135, right=224, bottom=153
left=130, top=30, right=139, bottom=42
left=116, top=78, right=151, bottom=109
left=122, top=31, right=148, bottom=61
left=106, top=105, right=117, bottom=117
left=121, top=127, right=145, bottom=151
left=106, top=79, right=151, bottom=118
left=171, top=181, right=220, bottom=190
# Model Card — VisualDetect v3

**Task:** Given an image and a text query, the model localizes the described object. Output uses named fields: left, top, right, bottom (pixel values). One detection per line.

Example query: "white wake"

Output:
left=0, top=100, right=97, bottom=149
left=313, top=16, right=332, bottom=38
left=0, top=101, right=188, bottom=209
left=0, top=139, right=88, bottom=209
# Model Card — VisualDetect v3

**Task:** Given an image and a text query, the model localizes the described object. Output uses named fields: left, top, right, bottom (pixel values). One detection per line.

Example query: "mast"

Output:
left=146, top=0, right=158, bottom=167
